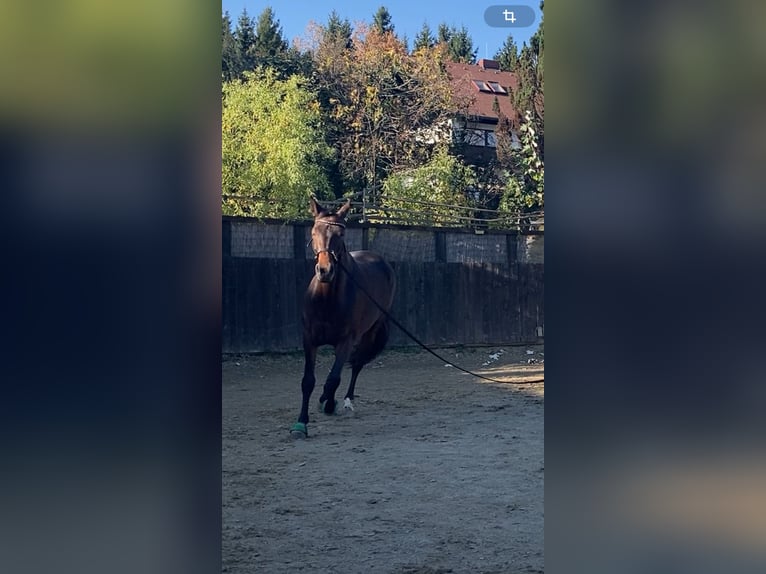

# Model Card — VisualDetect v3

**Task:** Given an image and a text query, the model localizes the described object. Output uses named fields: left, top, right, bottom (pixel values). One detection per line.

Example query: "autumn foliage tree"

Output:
left=311, top=25, right=458, bottom=199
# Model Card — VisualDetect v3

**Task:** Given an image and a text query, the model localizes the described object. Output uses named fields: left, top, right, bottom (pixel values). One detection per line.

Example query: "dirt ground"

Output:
left=222, top=345, right=544, bottom=574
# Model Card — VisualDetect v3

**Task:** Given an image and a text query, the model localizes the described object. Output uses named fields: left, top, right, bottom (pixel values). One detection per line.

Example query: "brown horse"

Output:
left=290, top=197, right=396, bottom=438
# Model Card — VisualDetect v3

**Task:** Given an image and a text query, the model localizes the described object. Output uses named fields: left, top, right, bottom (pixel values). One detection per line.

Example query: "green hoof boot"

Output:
left=290, top=422, right=308, bottom=438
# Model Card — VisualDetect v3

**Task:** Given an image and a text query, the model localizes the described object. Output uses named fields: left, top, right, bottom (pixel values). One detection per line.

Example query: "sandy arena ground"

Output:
left=223, top=345, right=544, bottom=574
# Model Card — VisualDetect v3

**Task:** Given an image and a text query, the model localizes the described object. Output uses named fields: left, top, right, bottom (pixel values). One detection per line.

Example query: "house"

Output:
left=445, top=59, right=521, bottom=164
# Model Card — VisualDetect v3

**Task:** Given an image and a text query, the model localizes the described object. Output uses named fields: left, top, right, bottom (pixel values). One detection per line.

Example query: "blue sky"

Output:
left=222, top=1, right=542, bottom=58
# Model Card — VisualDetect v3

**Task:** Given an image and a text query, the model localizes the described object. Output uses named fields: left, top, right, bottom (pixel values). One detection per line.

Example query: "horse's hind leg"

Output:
left=343, top=365, right=363, bottom=412
left=344, top=319, right=389, bottom=411
left=319, top=340, right=352, bottom=415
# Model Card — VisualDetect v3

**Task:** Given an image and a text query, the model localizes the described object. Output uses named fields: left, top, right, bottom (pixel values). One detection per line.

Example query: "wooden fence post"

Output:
left=293, top=223, right=306, bottom=260
left=506, top=233, right=517, bottom=267
left=435, top=231, right=446, bottom=262
left=222, top=220, right=232, bottom=257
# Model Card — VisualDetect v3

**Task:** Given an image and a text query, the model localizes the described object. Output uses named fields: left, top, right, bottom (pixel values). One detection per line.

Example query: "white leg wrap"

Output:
left=343, top=398, right=354, bottom=411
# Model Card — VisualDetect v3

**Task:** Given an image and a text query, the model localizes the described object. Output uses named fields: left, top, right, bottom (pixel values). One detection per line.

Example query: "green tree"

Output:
left=494, top=35, right=519, bottom=72
left=233, top=9, right=257, bottom=73
left=435, top=24, right=476, bottom=63
left=222, top=70, right=335, bottom=218
left=510, top=2, right=543, bottom=151
left=413, top=22, right=435, bottom=51
left=372, top=6, right=394, bottom=35
left=499, top=110, right=543, bottom=213
left=381, top=146, right=476, bottom=226
left=436, top=23, right=451, bottom=44
left=489, top=3, right=544, bottom=225
left=531, top=4, right=544, bottom=93
left=252, top=7, right=288, bottom=62
left=222, top=12, right=241, bottom=81
left=232, top=7, right=312, bottom=81
left=447, top=25, right=477, bottom=64
left=512, top=46, right=535, bottom=112
left=325, top=10, right=353, bottom=49
left=282, top=45, right=315, bottom=79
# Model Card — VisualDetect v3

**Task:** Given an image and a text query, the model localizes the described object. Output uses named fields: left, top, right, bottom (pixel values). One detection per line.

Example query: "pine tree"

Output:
left=434, top=24, right=476, bottom=63
left=252, top=7, right=288, bottom=62
left=222, top=12, right=241, bottom=81
left=436, top=23, right=451, bottom=45
left=372, top=6, right=394, bottom=35
left=447, top=26, right=476, bottom=64
left=325, top=10, right=353, bottom=49
left=531, top=4, right=544, bottom=91
left=512, top=45, right=536, bottom=113
left=510, top=3, right=543, bottom=133
left=413, top=22, right=434, bottom=51
left=500, top=1, right=544, bottom=217
left=233, top=9, right=257, bottom=73
left=494, top=35, right=519, bottom=72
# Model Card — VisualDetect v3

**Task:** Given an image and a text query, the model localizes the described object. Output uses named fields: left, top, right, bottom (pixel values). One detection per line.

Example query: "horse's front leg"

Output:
left=319, top=339, right=353, bottom=415
left=291, top=339, right=317, bottom=438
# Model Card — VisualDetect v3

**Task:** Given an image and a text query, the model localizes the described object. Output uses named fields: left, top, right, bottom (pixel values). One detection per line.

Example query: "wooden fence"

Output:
left=222, top=218, right=543, bottom=353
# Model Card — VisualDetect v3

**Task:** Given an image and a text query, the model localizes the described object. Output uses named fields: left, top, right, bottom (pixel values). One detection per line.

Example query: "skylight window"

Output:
left=488, top=82, right=507, bottom=94
left=471, top=80, right=492, bottom=93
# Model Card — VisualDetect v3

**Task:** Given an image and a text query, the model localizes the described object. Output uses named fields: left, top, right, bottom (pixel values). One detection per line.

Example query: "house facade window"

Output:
left=451, top=119, right=512, bottom=149
left=459, top=128, right=498, bottom=147
left=465, top=129, right=487, bottom=146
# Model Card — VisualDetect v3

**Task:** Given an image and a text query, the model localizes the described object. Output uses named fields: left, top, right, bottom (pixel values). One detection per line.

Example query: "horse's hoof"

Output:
left=290, top=422, right=308, bottom=438
left=343, top=398, right=355, bottom=412
left=320, top=398, right=337, bottom=415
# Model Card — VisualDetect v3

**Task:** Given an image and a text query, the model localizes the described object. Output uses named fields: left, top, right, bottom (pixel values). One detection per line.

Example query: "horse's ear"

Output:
left=309, top=196, right=325, bottom=217
left=336, top=198, right=352, bottom=219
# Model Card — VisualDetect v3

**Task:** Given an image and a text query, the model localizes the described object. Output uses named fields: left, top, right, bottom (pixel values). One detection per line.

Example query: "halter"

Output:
left=310, top=218, right=347, bottom=261
left=315, top=219, right=346, bottom=229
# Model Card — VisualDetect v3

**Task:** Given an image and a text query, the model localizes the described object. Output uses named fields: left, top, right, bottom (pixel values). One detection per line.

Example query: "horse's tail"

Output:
left=349, top=318, right=390, bottom=368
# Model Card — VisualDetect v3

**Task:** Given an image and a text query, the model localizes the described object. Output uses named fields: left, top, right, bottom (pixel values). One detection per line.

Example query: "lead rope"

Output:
left=335, top=258, right=544, bottom=385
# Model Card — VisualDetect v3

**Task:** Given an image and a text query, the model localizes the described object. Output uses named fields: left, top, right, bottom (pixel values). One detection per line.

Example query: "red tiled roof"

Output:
left=445, top=61, right=520, bottom=123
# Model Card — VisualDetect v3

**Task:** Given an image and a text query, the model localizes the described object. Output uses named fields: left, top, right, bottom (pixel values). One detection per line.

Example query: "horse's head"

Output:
left=309, top=196, right=351, bottom=283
